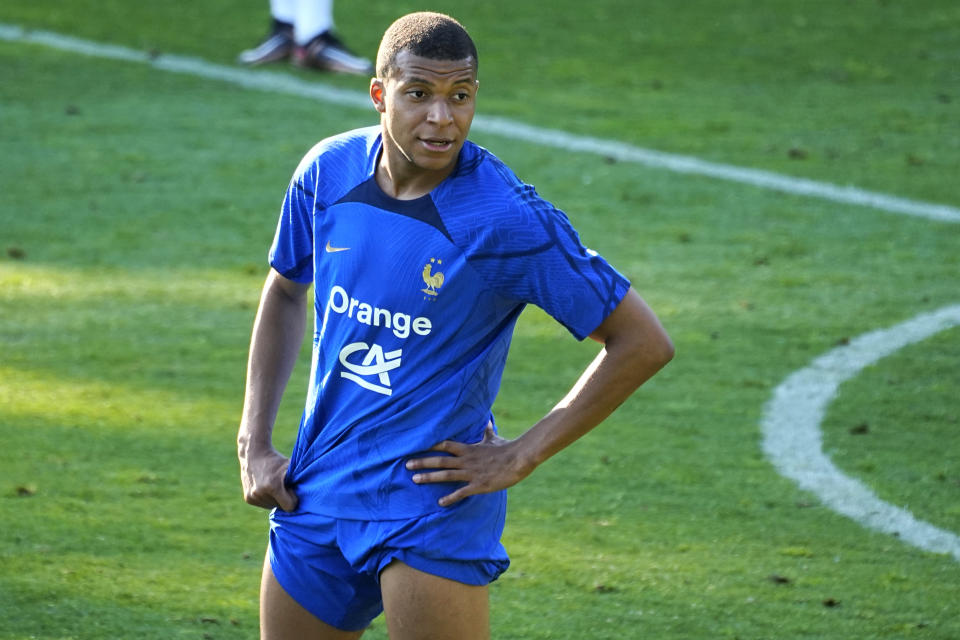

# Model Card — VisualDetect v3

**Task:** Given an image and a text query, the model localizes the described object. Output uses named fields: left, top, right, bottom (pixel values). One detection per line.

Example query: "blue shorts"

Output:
left=268, top=491, right=510, bottom=632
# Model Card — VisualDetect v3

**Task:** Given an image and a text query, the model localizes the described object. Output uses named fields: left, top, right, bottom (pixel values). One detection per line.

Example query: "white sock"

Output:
left=268, top=0, right=296, bottom=25
left=294, top=0, right=334, bottom=45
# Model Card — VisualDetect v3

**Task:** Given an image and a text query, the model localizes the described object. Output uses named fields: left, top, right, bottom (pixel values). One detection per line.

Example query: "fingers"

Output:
left=406, top=435, right=489, bottom=469
left=410, top=473, right=476, bottom=507
left=244, top=484, right=298, bottom=511
left=406, top=453, right=463, bottom=472
left=241, top=455, right=297, bottom=511
left=274, top=486, right=299, bottom=512
left=408, top=464, right=495, bottom=508
left=437, top=486, right=472, bottom=508
left=243, top=489, right=276, bottom=510
left=405, top=450, right=475, bottom=507
left=410, top=468, right=470, bottom=484
left=243, top=484, right=278, bottom=509
left=429, top=439, right=469, bottom=455
left=405, top=428, right=512, bottom=507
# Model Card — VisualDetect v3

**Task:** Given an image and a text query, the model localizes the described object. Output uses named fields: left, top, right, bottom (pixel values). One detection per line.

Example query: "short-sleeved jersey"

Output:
left=269, top=126, right=630, bottom=520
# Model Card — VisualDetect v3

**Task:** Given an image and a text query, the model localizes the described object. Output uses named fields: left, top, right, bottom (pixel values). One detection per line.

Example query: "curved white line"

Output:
left=1, top=23, right=959, bottom=223
left=762, top=305, right=960, bottom=561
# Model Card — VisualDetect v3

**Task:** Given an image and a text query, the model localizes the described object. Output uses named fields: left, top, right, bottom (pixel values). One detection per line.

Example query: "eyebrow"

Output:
left=402, top=69, right=477, bottom=85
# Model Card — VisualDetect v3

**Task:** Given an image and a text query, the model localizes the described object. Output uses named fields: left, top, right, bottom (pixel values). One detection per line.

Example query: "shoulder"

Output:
left=440, top=141, right=553, bottom=217
left=293, top=126, right=379, bottom=177
left=290, top=126, right=381, bottom=203
left=446, top=141, right=520, bottom=193
left=441, top=141, right=568, bottom=227
left=434, top=142, right=580, bottom=266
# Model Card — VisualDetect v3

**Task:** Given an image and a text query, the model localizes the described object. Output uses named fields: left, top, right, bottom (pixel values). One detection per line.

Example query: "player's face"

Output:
left=372, top=50, right=478, bottom=179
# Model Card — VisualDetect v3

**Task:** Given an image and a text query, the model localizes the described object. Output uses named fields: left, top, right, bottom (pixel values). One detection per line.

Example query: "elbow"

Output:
left=658, top=334, right=676, bottom=367
left=612, top=327, right=674, bottom=385
left=631, top=323, right=674, bottom=376
left=596, top=289, right=674, bottom=376
left=648, top=331, right=675, bottom=371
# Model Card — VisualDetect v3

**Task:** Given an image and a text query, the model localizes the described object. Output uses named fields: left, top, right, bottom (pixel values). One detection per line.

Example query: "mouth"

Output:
left=419, top=137, right=454, bottom=152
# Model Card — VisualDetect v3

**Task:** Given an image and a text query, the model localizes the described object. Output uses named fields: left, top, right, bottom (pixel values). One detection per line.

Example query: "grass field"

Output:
left=1, top=1, right=959, bottom=638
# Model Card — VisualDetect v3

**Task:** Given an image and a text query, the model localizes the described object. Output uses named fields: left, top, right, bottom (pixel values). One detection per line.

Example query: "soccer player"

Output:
left=237, top=11, right=674, bottom=640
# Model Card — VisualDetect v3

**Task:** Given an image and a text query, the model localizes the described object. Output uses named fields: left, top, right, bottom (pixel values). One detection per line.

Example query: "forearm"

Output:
left=238, top=270, right=309, bottom=452
left=393, top=289, right=673, bottom=507
left=516, top=290, right=673, bottom=471
left=407, top=302, right=673, bottom=508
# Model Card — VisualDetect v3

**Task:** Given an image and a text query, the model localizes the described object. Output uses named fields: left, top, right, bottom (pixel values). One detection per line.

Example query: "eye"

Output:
left=407, top=89, right=427, bottom=99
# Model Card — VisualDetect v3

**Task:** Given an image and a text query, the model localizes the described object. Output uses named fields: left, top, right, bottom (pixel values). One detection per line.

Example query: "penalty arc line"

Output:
left=1, top=22, right=959, bottom=224
left=761, top=305, right=960, bottom=562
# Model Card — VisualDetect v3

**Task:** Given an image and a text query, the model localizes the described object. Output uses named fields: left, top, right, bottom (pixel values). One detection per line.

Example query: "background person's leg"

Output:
left=260, top=554, right=366, bottom=640
left=293, top=0, right=334, bottom=44
left=379, top=561, right=490, bottom=640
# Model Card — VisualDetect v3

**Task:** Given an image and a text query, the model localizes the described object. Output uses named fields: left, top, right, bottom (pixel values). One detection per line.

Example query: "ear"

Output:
left=370, top=78, right=386, bottom=113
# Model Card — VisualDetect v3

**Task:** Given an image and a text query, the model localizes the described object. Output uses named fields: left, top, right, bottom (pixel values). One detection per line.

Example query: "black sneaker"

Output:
left=238, top=21, right=294, bottom=66
left=293, top=31, right=373, bottom=76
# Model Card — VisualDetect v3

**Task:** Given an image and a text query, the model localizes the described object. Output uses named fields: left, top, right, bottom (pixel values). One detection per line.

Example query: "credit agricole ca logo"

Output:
left=326, top=257, right=446, bottom=396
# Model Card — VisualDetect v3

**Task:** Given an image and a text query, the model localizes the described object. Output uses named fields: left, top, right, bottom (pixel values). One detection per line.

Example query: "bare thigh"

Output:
left=380, top=561, right=490, bottom=640
left=260, top=553, right=366, bottom=640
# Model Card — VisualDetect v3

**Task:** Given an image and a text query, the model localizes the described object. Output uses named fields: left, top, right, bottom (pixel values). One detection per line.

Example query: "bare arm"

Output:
left=407, top=287, right=674, bottom=506
left=237, top=268, right=310, bottom=511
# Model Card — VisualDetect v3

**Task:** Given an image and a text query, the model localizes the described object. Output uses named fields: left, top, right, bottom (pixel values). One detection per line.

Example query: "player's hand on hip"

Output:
left=238, top=446, right=298, bottom=512
left=406, top=422, right=534, bottom=507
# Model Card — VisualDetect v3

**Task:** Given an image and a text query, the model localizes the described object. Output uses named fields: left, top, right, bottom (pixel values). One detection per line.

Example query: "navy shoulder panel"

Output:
left=335, top=177, right=452, bottom=242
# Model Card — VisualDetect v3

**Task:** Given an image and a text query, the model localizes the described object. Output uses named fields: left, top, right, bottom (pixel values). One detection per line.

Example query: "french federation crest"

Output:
left=421, top=258, right=445, bottom=298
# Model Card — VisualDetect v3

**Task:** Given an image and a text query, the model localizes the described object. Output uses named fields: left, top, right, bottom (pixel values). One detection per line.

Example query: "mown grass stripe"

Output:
left=3, top=22, right=959, bottom=224
left=5, top=20, right=960, bottom=563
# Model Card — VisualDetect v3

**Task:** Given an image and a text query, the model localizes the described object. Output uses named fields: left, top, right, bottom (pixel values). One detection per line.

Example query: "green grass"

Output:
left=822, top=327, right=960, bottom=535
left=2, top=1, right=959, bottom=638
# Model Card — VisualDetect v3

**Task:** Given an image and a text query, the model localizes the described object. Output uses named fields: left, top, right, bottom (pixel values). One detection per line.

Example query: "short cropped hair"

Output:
left=376, top=12, right=478, bottom=79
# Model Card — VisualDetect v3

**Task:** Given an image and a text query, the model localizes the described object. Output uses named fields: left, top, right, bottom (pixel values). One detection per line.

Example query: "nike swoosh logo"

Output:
left=325, top=241, right=350, bottom=253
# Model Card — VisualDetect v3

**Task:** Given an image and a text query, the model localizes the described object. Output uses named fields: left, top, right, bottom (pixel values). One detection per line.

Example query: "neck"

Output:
left=375, top=137, right=457, bottom=201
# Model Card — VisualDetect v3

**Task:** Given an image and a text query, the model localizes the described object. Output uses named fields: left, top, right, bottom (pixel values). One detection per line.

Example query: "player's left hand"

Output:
left=406, top=422, right=535, bottom=507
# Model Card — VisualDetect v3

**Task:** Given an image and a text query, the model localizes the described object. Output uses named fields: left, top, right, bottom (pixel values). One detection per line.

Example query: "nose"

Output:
left=426, top=97, right=453, bottom=125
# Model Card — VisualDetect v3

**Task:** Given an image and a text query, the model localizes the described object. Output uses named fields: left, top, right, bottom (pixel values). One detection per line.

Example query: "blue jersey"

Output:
left=269, top=126, right=630, bottom=519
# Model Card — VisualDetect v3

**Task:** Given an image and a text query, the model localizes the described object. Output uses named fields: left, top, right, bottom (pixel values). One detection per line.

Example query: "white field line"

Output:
left=2, top=22, right=959, bottom=224
left=762, top=305, right=960, bottom=562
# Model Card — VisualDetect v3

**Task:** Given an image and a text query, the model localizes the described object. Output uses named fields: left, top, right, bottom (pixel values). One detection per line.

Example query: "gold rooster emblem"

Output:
left=421, top=258, right=445, bottom=297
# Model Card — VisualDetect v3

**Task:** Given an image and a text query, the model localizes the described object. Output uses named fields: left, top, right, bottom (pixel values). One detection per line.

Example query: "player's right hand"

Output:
left=238, top=444, right=298, bottom=512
